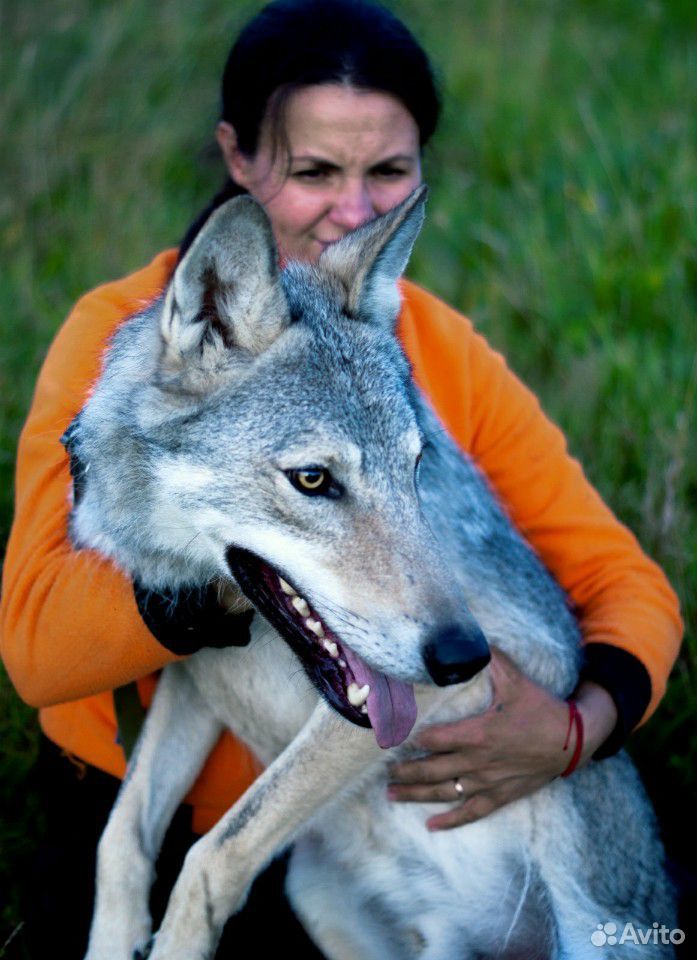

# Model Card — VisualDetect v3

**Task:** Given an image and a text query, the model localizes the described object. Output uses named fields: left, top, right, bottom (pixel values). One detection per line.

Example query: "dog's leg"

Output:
left=147, top=702, right=381, bottom=960
left=85, top=662, right=222, bottom=960
left=286, top=834, right=407, bottom=960
left=528, top=769, right=676, bottom=960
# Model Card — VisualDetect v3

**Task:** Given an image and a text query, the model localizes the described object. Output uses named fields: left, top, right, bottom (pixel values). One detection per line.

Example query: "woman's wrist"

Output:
left=578, top=644, right=652, bottom=759
left=571, top=680, right=618, bottom=765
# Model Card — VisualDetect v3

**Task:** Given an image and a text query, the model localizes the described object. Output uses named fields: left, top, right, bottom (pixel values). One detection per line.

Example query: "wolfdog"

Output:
left=65, top=188, right=674, bottom=959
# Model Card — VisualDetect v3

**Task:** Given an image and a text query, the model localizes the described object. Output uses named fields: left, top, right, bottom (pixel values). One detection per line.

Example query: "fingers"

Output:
left=388, top=766, right=551, bottom=832
left=391, top=650, right=572, bottom=835
left=389, top=753, right=470, bottom=785
left=488, top=645, right=520, bottom=683
left=387, top=778, right=472, bottom=804
left=388, top=782, right=506, bottom=829
left=416, top=718, right=487, bottom=753
left=426, top=793, right=498, bottom=831
left=425, top=775, right=549, bottom=831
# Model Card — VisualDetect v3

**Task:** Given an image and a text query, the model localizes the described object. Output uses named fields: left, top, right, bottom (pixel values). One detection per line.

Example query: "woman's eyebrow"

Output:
left=370, top=154, right=418, bottom=166
left=290, top=155, right=341, bottom=168
left=289, top=153, right=417, bottom=167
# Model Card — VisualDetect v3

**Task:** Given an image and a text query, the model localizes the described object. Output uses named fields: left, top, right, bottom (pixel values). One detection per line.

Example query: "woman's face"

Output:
left=217, top=84, right=422, bottom=263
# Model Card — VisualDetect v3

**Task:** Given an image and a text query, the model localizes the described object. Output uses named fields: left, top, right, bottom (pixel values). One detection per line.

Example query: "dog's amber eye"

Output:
left=286, top=468, right=341, bottom=498
left=297, top=469, right=325, bottom=490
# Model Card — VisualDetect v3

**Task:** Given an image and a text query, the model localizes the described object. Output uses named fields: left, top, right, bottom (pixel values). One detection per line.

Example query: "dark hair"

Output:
left=179, top=0, right=440, bottom=256
left=223, top=0, right=440, bottom=154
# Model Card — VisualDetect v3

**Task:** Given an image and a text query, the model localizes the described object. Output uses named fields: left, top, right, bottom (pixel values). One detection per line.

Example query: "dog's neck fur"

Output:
left=67, top=190, right=580, bottom=696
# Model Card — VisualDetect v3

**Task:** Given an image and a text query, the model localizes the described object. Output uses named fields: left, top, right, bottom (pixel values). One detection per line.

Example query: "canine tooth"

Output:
left=306, top=618, right=325, bottom=638
left=347, top=682, right=370, bottom=707
left=278, top=577, right=297, bottom=596
left=323, top=639, right=339, bottom=659
left=361, top=704, right=369, bottom=715
left=291, top=596, right=310, bottom=617
left=338, top=659, right=347, bottom=668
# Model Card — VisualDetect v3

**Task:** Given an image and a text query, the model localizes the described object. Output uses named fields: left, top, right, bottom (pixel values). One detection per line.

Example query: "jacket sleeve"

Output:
left=0, top=253, right=182, bottom=708
left=463, top=318, right=682, bottom=734
left=401, top=283, right=682, bottom=741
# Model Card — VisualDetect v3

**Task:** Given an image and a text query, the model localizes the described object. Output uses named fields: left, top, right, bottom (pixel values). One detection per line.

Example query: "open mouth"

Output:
left=226, top=547, right=417, bottom=749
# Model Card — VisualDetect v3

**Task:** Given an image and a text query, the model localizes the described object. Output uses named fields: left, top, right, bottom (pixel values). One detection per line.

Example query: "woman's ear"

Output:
left=216, top=121, right=252, bottom=188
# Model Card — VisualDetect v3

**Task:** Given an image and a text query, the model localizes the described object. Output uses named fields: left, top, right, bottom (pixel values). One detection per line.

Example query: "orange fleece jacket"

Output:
left=0, top=249, right=682, bottom=833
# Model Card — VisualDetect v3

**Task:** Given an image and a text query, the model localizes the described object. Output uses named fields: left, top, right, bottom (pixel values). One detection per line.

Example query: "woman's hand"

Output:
left=387, top=647, right=618, bottom=830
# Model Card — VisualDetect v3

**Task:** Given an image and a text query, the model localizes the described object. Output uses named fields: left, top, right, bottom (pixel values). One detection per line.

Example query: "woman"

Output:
left=0, top=0, right=682, bottom=954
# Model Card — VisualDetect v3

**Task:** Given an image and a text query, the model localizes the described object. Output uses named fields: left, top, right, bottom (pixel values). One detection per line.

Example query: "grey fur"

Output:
left=72, top=190, right=675, bottom=960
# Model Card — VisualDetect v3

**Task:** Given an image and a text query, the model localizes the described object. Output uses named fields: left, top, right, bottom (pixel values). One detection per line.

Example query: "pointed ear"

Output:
left=318, top=185, right=427, bottom=326
left=158, top=196, right=289, bottom=393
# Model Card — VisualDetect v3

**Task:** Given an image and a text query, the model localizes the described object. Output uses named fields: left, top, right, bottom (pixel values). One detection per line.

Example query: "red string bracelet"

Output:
left=560, top=699, right=584, bottom=778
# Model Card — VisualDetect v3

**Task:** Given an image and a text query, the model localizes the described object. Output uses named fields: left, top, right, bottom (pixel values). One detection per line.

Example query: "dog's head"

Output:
left=67, top=188, right=489, bottom=748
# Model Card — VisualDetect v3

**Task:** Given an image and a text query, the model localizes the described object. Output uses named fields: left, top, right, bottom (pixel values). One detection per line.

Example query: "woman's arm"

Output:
left=390, top=285, right=682, bottom=825
left=0, top=252, right=181, bottom=707
left=401, top=282, right=682, bottom=723
left=462, top=313, right=681, bottom=726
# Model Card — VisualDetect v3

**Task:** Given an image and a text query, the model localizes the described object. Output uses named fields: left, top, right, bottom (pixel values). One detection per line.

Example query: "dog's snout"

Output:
left=424, top=621, right=490, bottom=686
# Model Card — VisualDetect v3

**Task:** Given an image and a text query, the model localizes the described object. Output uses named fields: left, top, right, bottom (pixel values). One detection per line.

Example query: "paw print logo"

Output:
left=591, top=922, right=618, bottom=947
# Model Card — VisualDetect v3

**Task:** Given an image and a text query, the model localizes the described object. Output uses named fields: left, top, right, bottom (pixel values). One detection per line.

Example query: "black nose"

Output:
left=424, top=622, right=490, bottom=686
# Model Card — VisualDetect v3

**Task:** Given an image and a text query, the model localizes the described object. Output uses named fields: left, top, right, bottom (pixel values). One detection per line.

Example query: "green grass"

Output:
left=1, top=0, right=695, bottom=951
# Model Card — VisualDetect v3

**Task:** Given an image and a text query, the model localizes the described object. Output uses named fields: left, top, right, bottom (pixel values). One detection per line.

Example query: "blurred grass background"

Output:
left=1, top=0, right=695, bottom=953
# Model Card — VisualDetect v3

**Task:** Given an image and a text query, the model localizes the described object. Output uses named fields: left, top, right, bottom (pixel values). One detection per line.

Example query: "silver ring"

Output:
left=453, top=778, right=465, bottom=797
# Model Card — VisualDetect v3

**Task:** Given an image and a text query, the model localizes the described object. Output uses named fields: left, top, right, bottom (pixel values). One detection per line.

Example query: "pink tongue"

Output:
left=342, top=646, right=417, bottom=749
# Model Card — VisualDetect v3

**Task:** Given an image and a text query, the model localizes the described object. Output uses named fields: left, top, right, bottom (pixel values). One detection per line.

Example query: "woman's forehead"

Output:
left=271, top=85, right=420, bottom=163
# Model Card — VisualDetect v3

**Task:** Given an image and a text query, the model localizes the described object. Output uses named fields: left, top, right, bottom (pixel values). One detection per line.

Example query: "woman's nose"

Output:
left=329, top=180, right=375, bottom=231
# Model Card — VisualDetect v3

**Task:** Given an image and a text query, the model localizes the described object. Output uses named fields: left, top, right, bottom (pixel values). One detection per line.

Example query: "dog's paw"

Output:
left=133, top=936, right=155, bottom=960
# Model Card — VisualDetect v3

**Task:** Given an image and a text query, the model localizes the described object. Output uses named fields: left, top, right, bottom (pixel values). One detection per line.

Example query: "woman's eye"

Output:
left=372, top=166, right=409, bottom=180
left=293, top=168, right=330, bottom=181
left=286, top=467, right=342, bottom=498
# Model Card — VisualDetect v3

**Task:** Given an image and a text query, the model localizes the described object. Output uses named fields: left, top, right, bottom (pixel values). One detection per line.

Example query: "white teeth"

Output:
left=347, top=682, right=371, bottom=707
left=323, top=639, right=339, bottom=659
left=338, top=659, right=347, bottom=668
left=291, top=596, right=310, bottom=617
left=278, top=577, right=297, bottom=596
left=361, top=704, right=369, bottom=715
left=306, top=618, right=325, bottom=638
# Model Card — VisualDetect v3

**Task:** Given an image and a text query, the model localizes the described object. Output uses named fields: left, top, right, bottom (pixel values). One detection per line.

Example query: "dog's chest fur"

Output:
left=184, top=631, right=556, bottom=956
left=291, top=786, right=556, bottom=958
left=184, top=620, right=319, bottom=765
